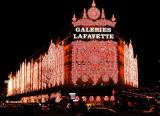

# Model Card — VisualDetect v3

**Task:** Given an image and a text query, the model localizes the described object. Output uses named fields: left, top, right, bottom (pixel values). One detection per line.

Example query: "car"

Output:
left=77, top=107, right=118, bottom=116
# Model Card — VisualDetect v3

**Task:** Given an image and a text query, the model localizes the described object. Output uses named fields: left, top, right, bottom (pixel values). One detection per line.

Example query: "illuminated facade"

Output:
left=7, top=41, right=64, bottom=96
left=124, top=41, right=138, bottom=88
left=71, top=40, right=118, bottom=85
left=7, top=0, right=138, bottom=99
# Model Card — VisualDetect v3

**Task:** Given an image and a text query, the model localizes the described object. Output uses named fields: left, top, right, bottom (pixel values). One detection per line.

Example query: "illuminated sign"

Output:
left=69, top=93, right=76, bottom=100
left=73, top=27, right=114, bottom=40
left=72, top=0, right=116, bottom=40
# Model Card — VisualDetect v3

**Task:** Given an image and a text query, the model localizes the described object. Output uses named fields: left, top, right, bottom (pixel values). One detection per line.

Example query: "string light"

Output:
left=7, top=40, right=64, bottom=96
left=71, top=40, right=118, bottom=85
left=124, top=41, right=138, bottom=88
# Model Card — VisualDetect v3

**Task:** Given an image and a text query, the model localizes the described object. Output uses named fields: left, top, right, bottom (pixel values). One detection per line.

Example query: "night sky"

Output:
left=0, top=0, right=159, bottom=88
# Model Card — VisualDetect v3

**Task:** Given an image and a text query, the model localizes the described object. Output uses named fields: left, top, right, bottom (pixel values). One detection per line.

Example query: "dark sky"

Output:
left=0, top=0, right=160, bottom=88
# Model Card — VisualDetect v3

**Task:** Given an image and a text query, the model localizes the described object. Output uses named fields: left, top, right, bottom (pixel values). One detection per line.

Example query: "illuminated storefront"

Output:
left=7, top=0, right=138, bottom=103
left=7, top=41, right=64, bottom=96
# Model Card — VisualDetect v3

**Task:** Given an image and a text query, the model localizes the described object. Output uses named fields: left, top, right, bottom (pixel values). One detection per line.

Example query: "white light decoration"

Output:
left=15, top=71, right=19, bottom=94
left=47, top=42, right=56, bottom=87
left=33, top=62, right=38, bottom=91
left=24, top=60, right=27, bottom=93
left=124, top=40, right=138, bottom=88
left=13, top=76, right=15, bottom=94
left=7, top=73, right=12, bottom=96
left=38, top=57, right=42, bottom=90
left=42, top=41, right=64, bottom=88
left=71, top=40, right=118, bottom=85
left=42, top=54, right=48, bottom=89
left=21, top=62, right=25, bottom=93
left=31, top=59, right=34, bottom=91
left=104, top=96, right=109, bottom=101
left=27, top=62, right=31, bottom=92
left=7, top=40, right=64, bottom=96
left=6, top=36, right=139, bottom=98
left=19, top=64, right=22, bottom=93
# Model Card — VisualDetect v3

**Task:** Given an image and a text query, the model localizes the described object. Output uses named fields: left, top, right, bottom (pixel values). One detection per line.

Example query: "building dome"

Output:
left=87, top=0, right=100, bottom=20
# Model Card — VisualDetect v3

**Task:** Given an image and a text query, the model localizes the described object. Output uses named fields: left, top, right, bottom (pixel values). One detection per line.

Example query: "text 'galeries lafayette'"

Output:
left=7, top=0, right=138, bottom=98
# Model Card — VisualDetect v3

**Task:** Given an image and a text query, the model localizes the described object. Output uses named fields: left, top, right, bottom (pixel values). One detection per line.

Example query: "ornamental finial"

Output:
left=135, top=55, right=137, bottom=59
left=111, top=14, right=116, bottom=22
left=50, top=39, right=53, bottom=44
left=129, top=39, right=132, bottom=43
left=72, top=14, right=77, bottom=22
left=83, top=8, right=87, bottom=18
left=101, top=8, right=105, bottom=19
left=92, top=0, right=96, bottom=7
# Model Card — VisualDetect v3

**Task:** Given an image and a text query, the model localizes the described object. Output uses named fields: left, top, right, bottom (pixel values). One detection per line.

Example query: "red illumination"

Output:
left=71, top=40, right=118, bottom=85
left=72, top=0, right=116, bottom=27
left=124, top=41, right=138, bottom=88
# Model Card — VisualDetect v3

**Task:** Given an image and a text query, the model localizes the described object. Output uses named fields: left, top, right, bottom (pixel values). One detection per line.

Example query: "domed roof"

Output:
left=87, top=0, right=100, bottom=20
left=72, top=0, right=117, bottom=28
